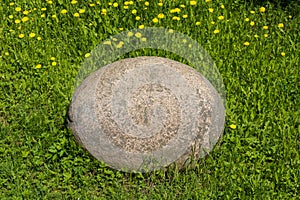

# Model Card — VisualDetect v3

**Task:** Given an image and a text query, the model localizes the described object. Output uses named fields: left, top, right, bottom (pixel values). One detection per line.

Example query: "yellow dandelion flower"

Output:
left=288, top=15, right=292, bottom=19
left=101, top=9, right=107, bottom=15
left=10, top=2, right=15, bottom=6
left=250, top=21, right=255, bottom=26
left=259, top=7, right=266, bottom=13
left=23, top=10, right=29, bottom=15
left=211, top=21, right=215, bottom=25
left=205, top=0, right=211, bottom=2
left=52, top=14, right=57, bottom=18
left=170, top=8, right=181, bottom=13
left=172, top=16, right=180, bottom=21
left=41, top=8, right=47, bottom=11
left=85, top=53, right=90, bottom=58
left=135, top=16, right=141, bottom=20
left=145, top=1, right=149, bottom=6
left=41, top=14, right=45, bottom=18
left=158, top=2, right=163, bottom=6
left=281, top=52, right=286, bottom=56
left=18, top=33, right=25, bottom=38
left=278, top=23, right=284, bottom=28
left=208, top=8, right=214, bottom=13
left=263, top=25, right=268, bottom=30
left=229, top=124, right=236, bottom=129
left=9, top=15, right=13, bottom=19
left=36, top=64, right=42, bottom=69
left=245, top=18, right=250, bottom=22
left=47, top=1, right=53, bottom=4
left=135, top=32, right=142, bottom=38
left=21, top=16, right=29, bottom=22
left=113, top=2, right=118, bottom=7
left=183, top=14, right=188, bottom=18
left=73, top=13, right=80, bottom=17
left=37, top=36, right=42, bottom=40
left=71, top=0, right=78, bottom=4
left=108, top=2, right=112, bottom=6
left=152, top=18, right=159, bottom=23
left=61, top=9, right=68, bottom=14
left=127, top=32, right=134, bottom=37
left=264, top=34, right=268, bottom=38
left=244, top=42, right=250, bottom=46
left=116, top=41, right=124, bottom=48
left=221, top=5, right=225, bottom=9
left=129, top=1, right=134, bottom=5
left=132, top=9, right=137, bottom=14
left=124, top=1, right=130, bottom=5
left=119, top=27, right=123, bottom=30
left=158, top=13, right=165, bottom=19
left=254, top=34, right=259, bottom=38
left=141, top=37, right=147, bottom=42
left=103, top=40, right=112, bottom=45
left=50, top=57, right=55, bottom=60
left=213, top=29, right=220, bottom=34
left=138, top=24, right=144, bottom=29
left=52, top=62, right=57, bottom=66
left=15, top=19, right=21, bottom=24
left=15, top=7, right=21, bottom=12
left=180, top=4, right=186, bottom=8
left=78, top=9, right=85, bottom=14
left=218, top=16, right=224, bottom=20
left=190, top=1, right=197, bottom=6
left=250, top=10, right=255, bottom=14
left=123, top=5, right=129, bottom=9
left=89, top=3, right=95, bottom=7
left=4, top=52, right=9, bottom=56
left=29, top=33, right=36, bottom=38
left=195, top=21, right=201, bottom=26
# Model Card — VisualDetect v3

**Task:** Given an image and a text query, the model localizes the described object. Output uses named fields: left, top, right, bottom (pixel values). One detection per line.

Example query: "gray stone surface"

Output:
left=67, top=56, right=225, bottom=172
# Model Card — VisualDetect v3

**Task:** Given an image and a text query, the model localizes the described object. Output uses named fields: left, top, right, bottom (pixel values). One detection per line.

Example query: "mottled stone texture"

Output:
left=67, top=56, right=225, bottom=172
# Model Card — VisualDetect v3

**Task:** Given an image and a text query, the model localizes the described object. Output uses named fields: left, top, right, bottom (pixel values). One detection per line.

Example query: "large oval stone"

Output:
left=67, top=56, right=225, bottom=172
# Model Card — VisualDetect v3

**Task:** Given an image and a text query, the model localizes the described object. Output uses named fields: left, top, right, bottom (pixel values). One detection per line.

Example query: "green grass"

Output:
left=1, top=0, right=299, bottom=199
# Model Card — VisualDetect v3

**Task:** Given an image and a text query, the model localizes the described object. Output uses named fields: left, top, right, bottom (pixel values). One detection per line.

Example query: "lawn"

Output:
left=0, top=0, right=299, bottom=199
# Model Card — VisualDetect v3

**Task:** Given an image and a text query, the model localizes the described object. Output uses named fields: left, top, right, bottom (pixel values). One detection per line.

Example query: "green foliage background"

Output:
left=0, top=0, right=299, bottom=199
